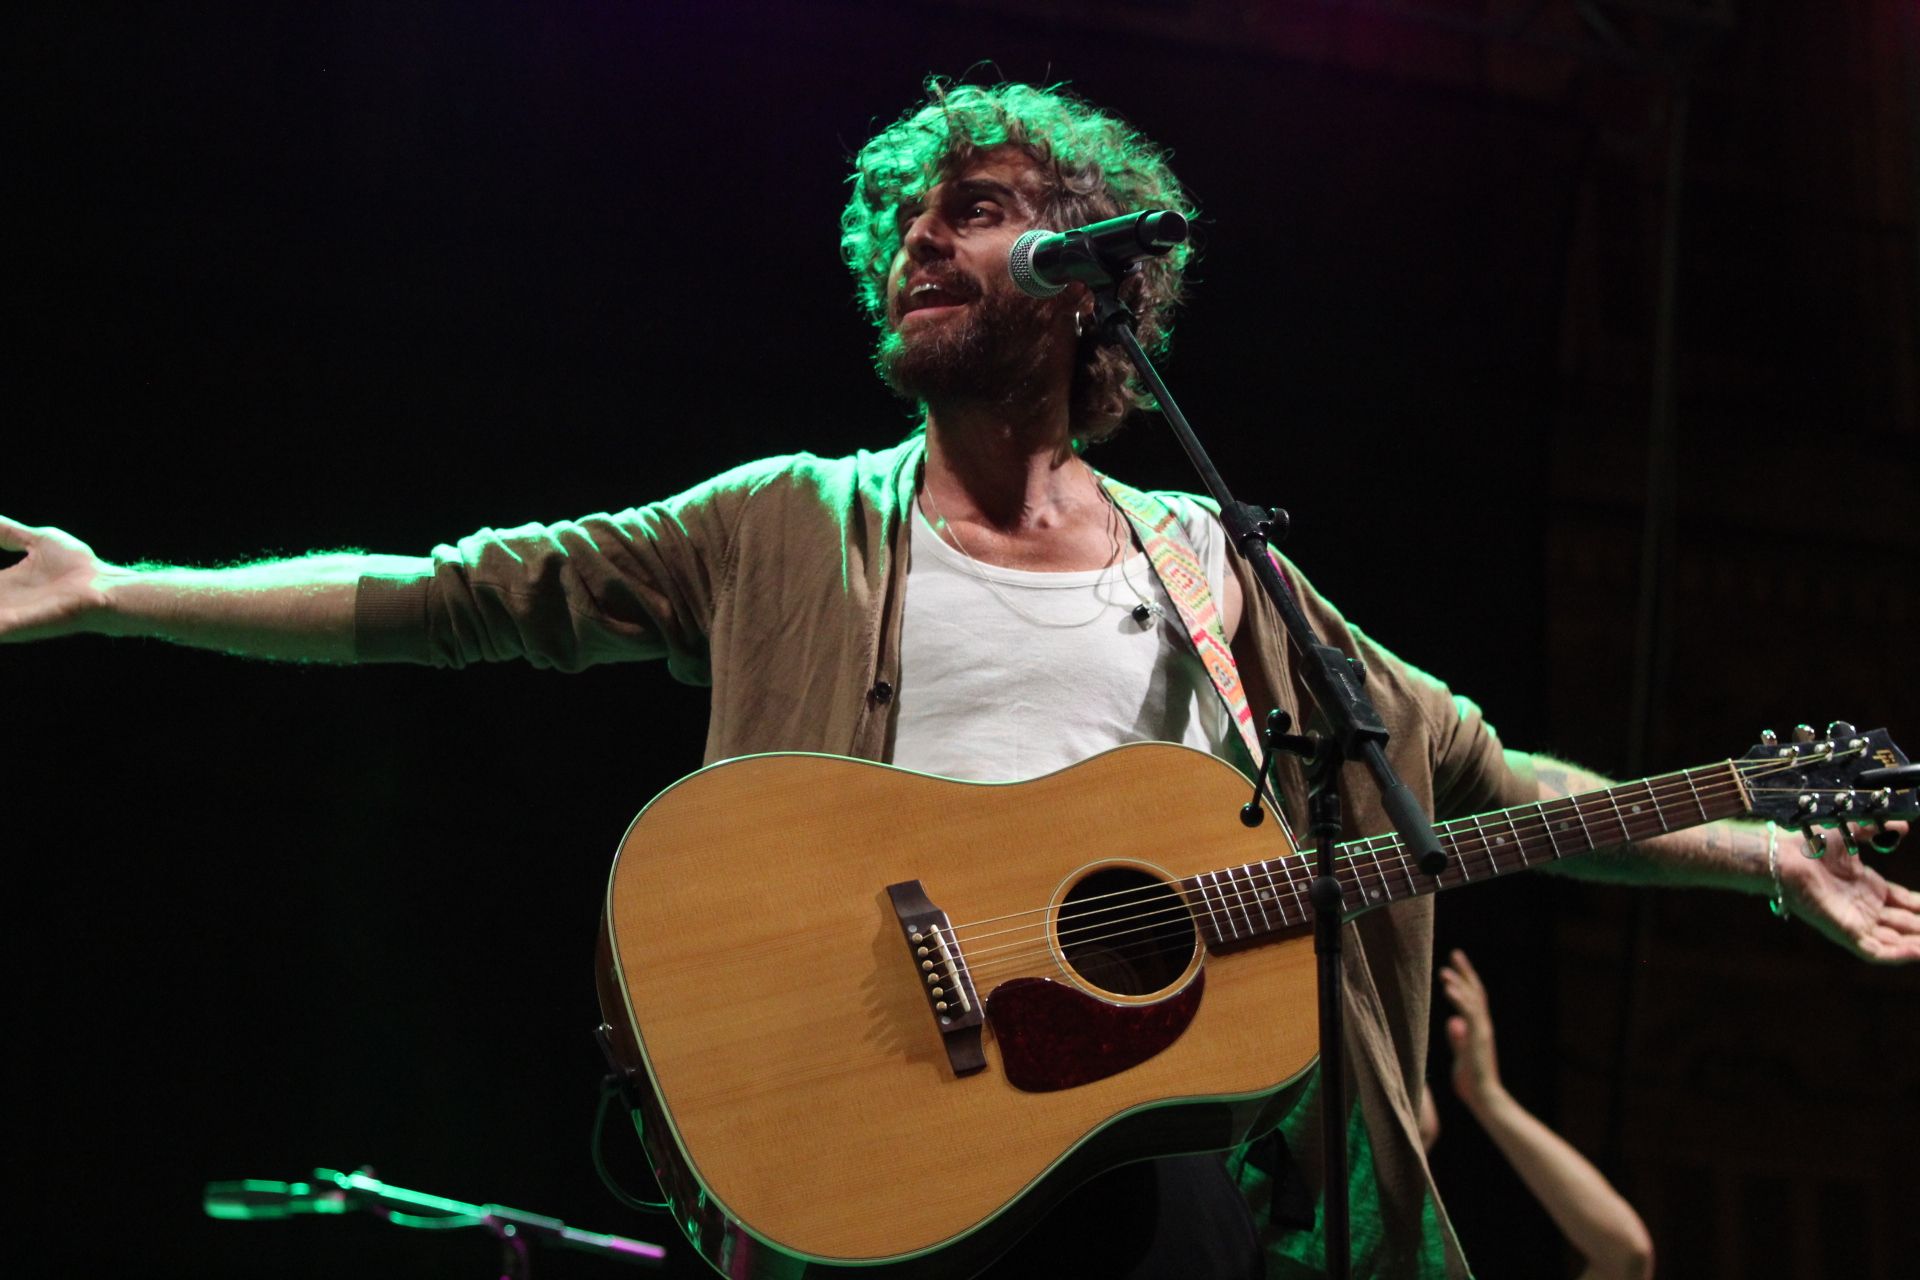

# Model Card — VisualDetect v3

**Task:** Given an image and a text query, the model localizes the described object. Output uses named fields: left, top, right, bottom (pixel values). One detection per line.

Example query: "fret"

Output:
left=1467, top=813, right=1500, bottom=877
left=1501, top=805, right=1529, bottom=868
left=1619, top=778, right=1665, bottom=839
left=1353, top=840, right=1393, bottom=908
left=1568, top=796, right=1598, bottom=849
left=1213, top=868, right=1240, bottom=938
left=1369, top=841, right=1398, bottom=904
left=1641, top=778, right=1671, bottom=833
left=1267, top=855, right=1297, bottom=924
left=1681, top=769, right=1710, bottom=823
left=1537, top=802, right=1571, bottom=859
left=1205, top=871, right=1240, bottom=941
left=1231, top=864, right=1267, bottom=934
left=1482, top=805, right=1528, bottom=875
left=1290, top=855, right=1313, bottom=925
left=1601, top=787, right=1632, bottom=846
left=1241, top=862, right=1274, bottom=931
left=1189, top=873, right=1225, bottom=944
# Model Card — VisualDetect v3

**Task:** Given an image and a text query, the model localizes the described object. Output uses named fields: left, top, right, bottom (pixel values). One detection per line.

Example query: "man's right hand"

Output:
left=1, top=515, right=422, bottom=661
left=0, top=516, right=116, bottom=643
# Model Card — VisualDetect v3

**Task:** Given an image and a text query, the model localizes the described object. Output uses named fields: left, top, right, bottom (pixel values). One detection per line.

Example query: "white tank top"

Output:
left=890, top=496, right=1238, bottom=783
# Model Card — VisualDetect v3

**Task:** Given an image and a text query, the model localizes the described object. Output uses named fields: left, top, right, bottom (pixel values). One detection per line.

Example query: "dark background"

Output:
left=7, top=2, right=1917, bottom=1277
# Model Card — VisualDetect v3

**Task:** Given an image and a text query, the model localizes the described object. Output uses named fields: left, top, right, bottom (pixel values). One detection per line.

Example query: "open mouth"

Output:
left=900, top=279, right=975, bottom=320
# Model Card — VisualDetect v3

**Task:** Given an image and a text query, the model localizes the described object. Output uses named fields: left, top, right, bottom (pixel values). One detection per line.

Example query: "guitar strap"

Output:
left=1099, top=475, right=1297, bottom=837
left=1102, top=476, right=1322, bottom=1237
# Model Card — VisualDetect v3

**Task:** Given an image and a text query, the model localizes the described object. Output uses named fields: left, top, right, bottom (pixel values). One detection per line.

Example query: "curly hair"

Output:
left=841, top=79, right=1196, bottom=444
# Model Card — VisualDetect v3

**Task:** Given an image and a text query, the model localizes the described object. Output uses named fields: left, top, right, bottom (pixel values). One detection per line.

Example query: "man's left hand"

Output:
left=1781, top=820, right=1920, bottom=962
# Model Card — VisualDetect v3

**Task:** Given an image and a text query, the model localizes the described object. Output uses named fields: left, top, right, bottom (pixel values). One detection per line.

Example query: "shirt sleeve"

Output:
left=352, top=456, right=791, bottom=682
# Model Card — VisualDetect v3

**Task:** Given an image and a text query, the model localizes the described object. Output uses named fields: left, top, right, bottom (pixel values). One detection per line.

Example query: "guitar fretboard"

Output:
left=1176, top=759, right=1750, bottom=948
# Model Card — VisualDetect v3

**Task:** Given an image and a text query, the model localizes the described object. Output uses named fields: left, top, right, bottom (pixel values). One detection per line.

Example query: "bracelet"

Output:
left=1766, top=821, right=1789, bottom=920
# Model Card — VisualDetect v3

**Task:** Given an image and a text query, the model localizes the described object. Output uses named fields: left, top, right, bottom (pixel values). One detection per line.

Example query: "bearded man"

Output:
left=2, top=80, right=1913, bottom=1279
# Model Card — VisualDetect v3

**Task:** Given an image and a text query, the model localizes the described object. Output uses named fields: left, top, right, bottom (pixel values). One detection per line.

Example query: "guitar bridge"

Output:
left=885, top=880, right=985, bottom=1077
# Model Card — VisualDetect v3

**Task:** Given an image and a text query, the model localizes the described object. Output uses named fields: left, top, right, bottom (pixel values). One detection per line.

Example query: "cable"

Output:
left=591, top=1073, right=670, bottom=1214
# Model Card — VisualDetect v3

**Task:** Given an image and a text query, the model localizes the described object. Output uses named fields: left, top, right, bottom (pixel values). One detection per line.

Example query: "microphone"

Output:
left=1007, top=210, right=1189, bottom=298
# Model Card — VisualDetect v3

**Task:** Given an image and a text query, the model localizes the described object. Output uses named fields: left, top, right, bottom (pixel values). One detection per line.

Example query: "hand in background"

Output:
left=1438, top=947, right=1501, bottom=1111
left=1437, top=948, right=1655, bottom=1280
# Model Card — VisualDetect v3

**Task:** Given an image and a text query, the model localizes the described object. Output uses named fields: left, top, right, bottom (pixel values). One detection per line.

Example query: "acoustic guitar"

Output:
left=595, top=725, right=1915, bottom=1279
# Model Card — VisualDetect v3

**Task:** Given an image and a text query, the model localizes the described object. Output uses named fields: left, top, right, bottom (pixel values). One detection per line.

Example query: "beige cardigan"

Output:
left=355, top=435, right=1534, bottom=1277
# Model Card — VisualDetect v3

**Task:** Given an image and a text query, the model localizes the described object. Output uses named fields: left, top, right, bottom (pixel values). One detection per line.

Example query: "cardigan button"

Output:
left=869, top=680, right=894, bottom=705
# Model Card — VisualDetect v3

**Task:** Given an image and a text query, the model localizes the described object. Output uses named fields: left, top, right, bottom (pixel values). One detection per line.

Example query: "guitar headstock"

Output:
left=1738, top=722, right=1920, bottom=829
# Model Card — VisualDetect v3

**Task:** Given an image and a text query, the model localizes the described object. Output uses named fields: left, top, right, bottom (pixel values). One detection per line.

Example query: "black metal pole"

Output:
left=1088, top=281, right=1446, bottom=1280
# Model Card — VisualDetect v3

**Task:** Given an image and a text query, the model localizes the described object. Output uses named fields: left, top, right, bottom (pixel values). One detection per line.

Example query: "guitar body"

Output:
left=598, top=724, right=1920, bottom=1277
left=596, top=743, right=1320, bottom=1279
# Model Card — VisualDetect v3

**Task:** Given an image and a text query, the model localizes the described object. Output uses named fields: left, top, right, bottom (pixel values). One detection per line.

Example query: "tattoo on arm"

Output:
left=1529, top=751, right=1770, bottom=888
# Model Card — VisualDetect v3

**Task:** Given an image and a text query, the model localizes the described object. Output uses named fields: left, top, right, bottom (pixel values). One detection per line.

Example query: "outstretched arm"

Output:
left=0, top=515, right=427, bottom=662
left=1529, top=755, right=1919, bottom=964
left=1439, top=949, right=1655, bottom=1280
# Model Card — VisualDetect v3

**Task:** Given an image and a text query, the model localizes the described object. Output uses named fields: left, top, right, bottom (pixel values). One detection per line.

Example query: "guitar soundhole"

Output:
left=1056, top=867, right=1197, bottom=997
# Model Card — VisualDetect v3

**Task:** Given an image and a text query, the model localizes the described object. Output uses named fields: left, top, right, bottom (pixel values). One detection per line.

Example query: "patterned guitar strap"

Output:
left=1100, top=474, right=1299, bottom=841
left=1103, top=473, right=1321, bottom=1227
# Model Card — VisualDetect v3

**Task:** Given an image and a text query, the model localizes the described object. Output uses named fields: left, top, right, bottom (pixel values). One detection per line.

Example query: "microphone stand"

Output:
left=1086, top=272, right=1447, bottom=1280
left=205, top=1166, right=668, bottom=1278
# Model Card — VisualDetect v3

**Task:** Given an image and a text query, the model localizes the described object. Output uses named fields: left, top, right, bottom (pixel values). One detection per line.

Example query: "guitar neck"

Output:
left=1178, top=759, right=1752, bottom=947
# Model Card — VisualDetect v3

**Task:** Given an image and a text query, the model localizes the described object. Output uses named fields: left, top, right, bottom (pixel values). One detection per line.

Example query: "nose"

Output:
left=901, top=205, right=952, bottom=262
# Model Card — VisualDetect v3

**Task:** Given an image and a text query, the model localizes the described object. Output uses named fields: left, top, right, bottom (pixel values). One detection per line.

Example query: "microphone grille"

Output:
left=1007, top=230, right=1064, bottom=298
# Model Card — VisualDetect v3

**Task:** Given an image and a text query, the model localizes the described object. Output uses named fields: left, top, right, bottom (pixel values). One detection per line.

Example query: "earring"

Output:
left=1075, top=310, right=1087, bottom=339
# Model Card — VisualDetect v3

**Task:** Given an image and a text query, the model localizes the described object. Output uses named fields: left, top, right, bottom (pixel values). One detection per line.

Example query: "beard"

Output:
left=874, top=286, right=1062, bottom=407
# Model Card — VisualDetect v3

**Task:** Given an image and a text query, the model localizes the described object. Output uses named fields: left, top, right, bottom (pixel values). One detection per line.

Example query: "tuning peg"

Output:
left=1827, top=720, right=1857, bottom=741
left=1800, top=825, right=1826, bottom=858
left=1760, top=728, right=1779, bottom=747
left=1793, top=724, right=1817, bottom=744
left=1839, top=825, right=1861, bottom=857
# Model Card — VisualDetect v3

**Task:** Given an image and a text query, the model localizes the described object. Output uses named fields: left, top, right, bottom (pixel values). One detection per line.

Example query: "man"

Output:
left=2, top=80, right=1913, bottom=1277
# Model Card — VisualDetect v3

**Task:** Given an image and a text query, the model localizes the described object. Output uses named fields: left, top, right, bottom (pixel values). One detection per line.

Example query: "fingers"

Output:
left=1864, top=820, right=1909, bottom=855
left=0, top=515, right=36, bottom=553
left=1882, top=877, right=1920, bottom=913
left=1449, top=948, right=1481, bottom=983
left=1858, top=928, right=1920, bottom=964
left=1445, top=948, right=1486, bottom=1003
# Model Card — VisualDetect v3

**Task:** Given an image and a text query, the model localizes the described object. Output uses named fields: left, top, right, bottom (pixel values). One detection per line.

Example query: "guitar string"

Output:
left=987, top=756, right=1892, bottom=968
left=952, top=781, right=1902, bottom=988
left=940, top=752, right=1824, bottom=946
left=932, top=754, right=1882, bottom=988
left=942, top=753, right=1825, bottom=953
left=948, top=765, right=1795, bottom=978
left=937, top=755, right=1880, bottom=985
left=947, top=774, right=1786, bottom=985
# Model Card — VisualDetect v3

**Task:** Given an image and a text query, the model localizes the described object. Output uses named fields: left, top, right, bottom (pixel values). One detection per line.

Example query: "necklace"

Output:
left=918, top=474, right=1164, bottom=630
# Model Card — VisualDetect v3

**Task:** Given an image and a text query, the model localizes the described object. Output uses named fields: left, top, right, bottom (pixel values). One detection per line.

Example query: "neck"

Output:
left=922, top=397, right=1096, bottom=531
